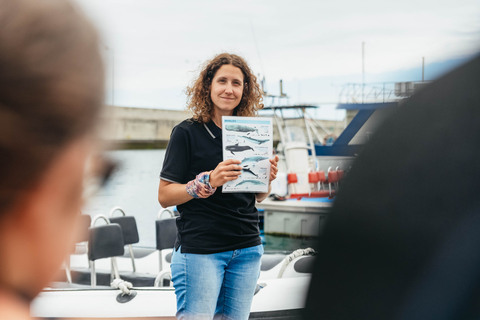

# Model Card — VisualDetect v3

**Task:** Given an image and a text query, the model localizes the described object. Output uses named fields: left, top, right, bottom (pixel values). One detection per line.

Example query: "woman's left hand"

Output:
left=269, top=155, right=279, bottom=183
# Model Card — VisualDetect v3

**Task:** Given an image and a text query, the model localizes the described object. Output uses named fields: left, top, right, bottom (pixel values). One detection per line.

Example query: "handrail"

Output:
left=109, top=206, right=126, bottom=218
left=91, top=214, right=110, bottom=227
left=157, top=208, right=174, bottom=220
left=154, top=270, right=173, bottom=287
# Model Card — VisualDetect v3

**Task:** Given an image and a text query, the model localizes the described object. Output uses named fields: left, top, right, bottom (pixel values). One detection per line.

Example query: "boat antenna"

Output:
left=362, top=41, right=365, bottom=103
left=422, top=56, right=425, bottom=81
left=249, top=19, right=265, bottom=79
left=280, top=79, right=287, bottom=97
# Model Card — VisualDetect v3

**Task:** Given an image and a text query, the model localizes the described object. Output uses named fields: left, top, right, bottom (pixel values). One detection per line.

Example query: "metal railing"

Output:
left=339, top=81, right=431, bottom=104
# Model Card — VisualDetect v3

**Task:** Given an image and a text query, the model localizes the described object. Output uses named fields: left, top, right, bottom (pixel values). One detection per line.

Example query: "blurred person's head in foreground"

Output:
left=0, top=0, right=104, bottom=317
left=304, top=54, right=480, bottom=320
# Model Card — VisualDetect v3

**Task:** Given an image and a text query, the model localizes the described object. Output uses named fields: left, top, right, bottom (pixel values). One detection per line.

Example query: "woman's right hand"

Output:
left=209, top=159, right=242, bottom=188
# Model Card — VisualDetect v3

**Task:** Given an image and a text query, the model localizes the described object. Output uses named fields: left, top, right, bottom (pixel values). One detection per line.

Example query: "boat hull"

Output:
left=31, top=276, right=310, bottom=319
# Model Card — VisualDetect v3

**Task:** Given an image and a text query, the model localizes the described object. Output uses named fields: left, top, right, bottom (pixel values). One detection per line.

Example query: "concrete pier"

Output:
left=101, top=106, right=345, bottom=149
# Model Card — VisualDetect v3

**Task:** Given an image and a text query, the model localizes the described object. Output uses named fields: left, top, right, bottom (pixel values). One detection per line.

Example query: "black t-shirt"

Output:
left=160, top=118, right=261, bottom=254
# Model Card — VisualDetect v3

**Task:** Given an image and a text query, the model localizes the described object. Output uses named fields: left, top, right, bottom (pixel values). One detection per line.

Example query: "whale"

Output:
left=235, top=180, right=266, bottom=187
left=240, top=135, right=269, bottom=145
left=225, top=143, right=254, bottom=155
left=225, top=124, right=258, bottom=134
left=242, top=166, right=258, bottom=177
left=241, top=156, right=269, bottom=164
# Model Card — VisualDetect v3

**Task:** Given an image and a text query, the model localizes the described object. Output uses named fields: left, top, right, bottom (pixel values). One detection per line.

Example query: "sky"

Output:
left=75, top=0, right=480, bottom=120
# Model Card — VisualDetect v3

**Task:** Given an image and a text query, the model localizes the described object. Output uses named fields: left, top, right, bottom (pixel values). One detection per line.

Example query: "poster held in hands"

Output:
left=222, top=116, right=273, bottom=193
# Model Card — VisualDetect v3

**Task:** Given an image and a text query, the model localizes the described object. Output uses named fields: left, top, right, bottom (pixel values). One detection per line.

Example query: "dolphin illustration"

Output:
left=235, top=180, right=266, bottom=187
left=241, top=156, right=269, bottom=164
left=225, top=124, right=258, bottom=134
left=226, top=143, right=254, bottom=155
left=242, top=166, right=258, bottom=177
left=240, top=135, right=269, bottom=145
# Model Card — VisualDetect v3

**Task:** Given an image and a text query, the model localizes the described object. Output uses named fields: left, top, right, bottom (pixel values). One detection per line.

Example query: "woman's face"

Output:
left=210, top=64, right=244, bottom=116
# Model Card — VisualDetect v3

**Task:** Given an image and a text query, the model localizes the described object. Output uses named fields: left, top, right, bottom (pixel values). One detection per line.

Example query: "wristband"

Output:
left=186, top=171, right=217, bottom=199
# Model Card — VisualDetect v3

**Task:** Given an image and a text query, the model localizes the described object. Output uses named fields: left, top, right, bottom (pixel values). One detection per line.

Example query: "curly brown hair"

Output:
left=186, top=53, right=263, bottom=123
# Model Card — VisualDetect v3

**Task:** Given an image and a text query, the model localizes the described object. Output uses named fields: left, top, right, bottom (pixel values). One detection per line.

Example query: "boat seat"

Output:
left=328, top=170, right=339, bottom=184
left=308, top=172, right=319, bottom=183
left=156, top=217, right=177, bottom=250
left=293, top=256, right=315, bottom=274
left=109, top=216, right=139, bottom=246
left=165, top=252, right=172, bottom=263
left=316, top=171, right=326, bottom=182
left=261, top=253, right=287, bottom=271
left=337, top=170, right=345, bottom=181
left=70, top=221, right=158, bottom=287
left=156, top=217, right=177, bottom=272
left=88, top=223, right=124, bottom=261
left=109, top=208, right=140, bottom=273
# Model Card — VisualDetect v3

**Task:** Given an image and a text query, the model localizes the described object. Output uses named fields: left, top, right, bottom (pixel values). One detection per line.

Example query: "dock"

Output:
left=100, top=106, right=345, bottom=149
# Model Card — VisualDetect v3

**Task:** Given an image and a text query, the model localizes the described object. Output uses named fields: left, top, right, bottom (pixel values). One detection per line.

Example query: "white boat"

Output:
left=31, top=207, right=315, bottom=319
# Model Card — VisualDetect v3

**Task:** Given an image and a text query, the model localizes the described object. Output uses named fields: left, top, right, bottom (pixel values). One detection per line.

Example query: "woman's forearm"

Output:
left=255, top=184, right=272, bottom=203
left=158, top=179, right=193, bottom=208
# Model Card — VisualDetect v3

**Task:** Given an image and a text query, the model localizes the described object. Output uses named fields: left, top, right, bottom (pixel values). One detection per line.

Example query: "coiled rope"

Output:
left=111, top=278, right=133, bottom=295
left=277, top=247, right=316, bottom=278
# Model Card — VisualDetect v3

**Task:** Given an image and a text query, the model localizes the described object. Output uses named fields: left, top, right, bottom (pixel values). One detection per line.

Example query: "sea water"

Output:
left=84, top=149, right=317, bottom=251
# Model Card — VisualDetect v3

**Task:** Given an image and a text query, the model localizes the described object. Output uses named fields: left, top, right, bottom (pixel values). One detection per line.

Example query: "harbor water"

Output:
left=84, top=149, right=318, bottom=251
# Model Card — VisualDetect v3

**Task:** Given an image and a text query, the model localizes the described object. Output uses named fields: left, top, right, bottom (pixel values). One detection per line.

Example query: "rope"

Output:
left=277, top=248, right=315, bottom=278
left=111, top=278, right=133, bottom=295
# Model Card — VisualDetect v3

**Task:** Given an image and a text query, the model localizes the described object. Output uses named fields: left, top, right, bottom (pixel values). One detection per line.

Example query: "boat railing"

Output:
left=339, top=81, right=431, bottom=104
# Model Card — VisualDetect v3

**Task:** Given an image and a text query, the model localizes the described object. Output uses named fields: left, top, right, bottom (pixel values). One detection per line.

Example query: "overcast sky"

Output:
left=75, top=0, right=480, bottom=119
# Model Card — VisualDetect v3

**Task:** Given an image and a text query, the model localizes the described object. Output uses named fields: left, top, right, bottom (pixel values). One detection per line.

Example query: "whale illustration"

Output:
left=235, top=180, right=266, bottom=187
left=225, top=124, right=258, bottom=134
left=226, top=143, right=254, bottom=155
left=241, top=156, right=269, bottom=164
left=240, top=135, right=269, bottom=145
left=242, top=166, right=258, bottom=177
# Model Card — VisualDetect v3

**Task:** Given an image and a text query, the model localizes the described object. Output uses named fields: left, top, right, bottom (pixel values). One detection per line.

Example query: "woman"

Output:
left=0, top=0, right=105, bottom=318
left=158, top=53, right=279, bottom=320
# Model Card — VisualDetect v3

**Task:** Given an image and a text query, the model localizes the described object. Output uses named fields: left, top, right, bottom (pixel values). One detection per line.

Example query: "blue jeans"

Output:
left=171, top=244, right=263, bottom=320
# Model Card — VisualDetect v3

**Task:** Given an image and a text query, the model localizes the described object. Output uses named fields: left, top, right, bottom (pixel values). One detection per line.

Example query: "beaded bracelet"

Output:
left=185, top=171, right=217, bottom=199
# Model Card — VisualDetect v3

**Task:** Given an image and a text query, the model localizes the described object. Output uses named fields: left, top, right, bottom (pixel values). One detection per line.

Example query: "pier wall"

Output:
left=101, top=106, right=345, bottom=148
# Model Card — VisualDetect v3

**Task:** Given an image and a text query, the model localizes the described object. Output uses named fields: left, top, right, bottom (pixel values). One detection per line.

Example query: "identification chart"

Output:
left=222, top=116, right=273, bottom=193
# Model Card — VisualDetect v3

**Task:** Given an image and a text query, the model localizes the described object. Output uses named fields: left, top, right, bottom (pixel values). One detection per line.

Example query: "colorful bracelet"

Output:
left=186, top=171, right=217, bottom=199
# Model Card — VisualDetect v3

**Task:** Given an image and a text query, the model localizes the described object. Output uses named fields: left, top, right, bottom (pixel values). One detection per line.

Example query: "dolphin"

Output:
left=225, top=124, right=258, bottom=134
left=226, top=143, right=254, bottom=155
left=235, top=180, right=266, bottom=187
left=241, top=156, right=269, bottom=164
left=240, top=135, right=269, bottom=145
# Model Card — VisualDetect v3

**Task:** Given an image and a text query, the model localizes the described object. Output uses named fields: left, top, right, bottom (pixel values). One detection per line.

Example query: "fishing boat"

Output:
left=257, top=83, right=403, bottom=237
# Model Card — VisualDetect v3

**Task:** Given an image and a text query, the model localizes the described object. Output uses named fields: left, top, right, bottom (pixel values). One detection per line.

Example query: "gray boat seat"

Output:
left=109, top=216, right=139, bottom=245
left=156, top=217, right=177, bottom=273
left=88, top=223, right=124, bottom=261
left=293, top=256, right=315, bottom=274
left=261, top=253, right=287, bottom=271
left=70, top=222, right=157, bottom=287
left=156, top=217, right=177, bottom=250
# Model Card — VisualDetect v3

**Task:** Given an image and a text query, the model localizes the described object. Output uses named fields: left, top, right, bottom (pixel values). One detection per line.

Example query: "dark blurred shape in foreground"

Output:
left=304, top=54, right=480, bottom=320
